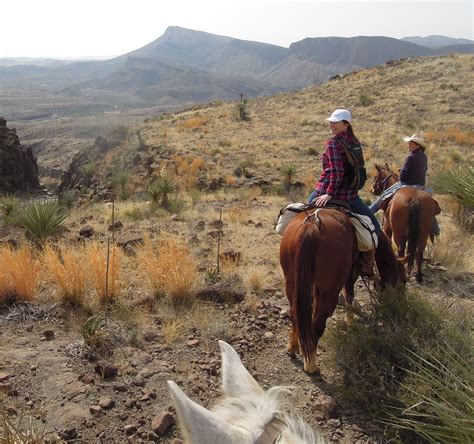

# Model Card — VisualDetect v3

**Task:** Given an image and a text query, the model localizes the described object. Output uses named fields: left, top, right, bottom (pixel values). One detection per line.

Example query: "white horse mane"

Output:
left=168, top=340, right=327, bottom=443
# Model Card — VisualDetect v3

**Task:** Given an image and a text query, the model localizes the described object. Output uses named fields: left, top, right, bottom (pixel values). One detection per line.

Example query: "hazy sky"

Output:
left=2, top=0, right=473, bottom=58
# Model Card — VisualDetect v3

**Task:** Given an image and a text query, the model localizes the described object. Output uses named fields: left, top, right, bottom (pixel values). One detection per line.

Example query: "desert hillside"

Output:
left=1, top=53, right=473, bottom=443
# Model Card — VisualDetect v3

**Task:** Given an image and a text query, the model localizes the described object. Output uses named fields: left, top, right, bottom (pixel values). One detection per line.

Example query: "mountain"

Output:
left=402, top=35, right=474, bottom=48
left=2, top=28, right=473, bottom=119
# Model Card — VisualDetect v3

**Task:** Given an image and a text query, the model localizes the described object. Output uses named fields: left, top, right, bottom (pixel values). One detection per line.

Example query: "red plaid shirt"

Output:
left=312, top=132, right=358, bottom=201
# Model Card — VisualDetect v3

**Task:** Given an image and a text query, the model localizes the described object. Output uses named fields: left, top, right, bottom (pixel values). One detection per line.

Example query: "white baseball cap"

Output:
left=403, top=134, right=427, bottom=149
left=326, top=109, right=352, bottom=123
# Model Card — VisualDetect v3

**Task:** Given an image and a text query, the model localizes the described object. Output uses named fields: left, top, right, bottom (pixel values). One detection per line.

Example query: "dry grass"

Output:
left=0, top=245, right=41, bottom=303
left=431, top=224, right=474, bottom=272
left=42, top=243, right=88, bottom=306
left=161, top=318, right=186, bottom=344
left=137, top=234, right=198, bottom=304
left=87, top=241, right=122, bottom=304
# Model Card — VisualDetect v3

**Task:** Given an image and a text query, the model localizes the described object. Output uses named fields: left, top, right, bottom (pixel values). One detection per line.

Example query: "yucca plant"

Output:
left=0, top=194, right=20, bottom=222
left=10, top=199, right=68, bottom=245
left=431, top=162, right=474, bottom=207
left=60, top=190, right=77, bottom=210
left=387, top=346, right=474, bottom=442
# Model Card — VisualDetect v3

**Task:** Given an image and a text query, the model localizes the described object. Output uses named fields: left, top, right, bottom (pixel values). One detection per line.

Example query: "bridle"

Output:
left=372, top=167, right=398, bottom=194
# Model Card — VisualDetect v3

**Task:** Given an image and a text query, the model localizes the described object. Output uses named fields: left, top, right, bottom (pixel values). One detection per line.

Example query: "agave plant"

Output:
left=11, top=199, right=68, bottom=245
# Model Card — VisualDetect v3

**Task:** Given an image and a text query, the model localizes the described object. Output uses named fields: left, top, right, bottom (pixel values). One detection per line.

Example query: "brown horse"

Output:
left=279, top=209, right=405, bottom=374
left=371, top=164, right=441, bottom=283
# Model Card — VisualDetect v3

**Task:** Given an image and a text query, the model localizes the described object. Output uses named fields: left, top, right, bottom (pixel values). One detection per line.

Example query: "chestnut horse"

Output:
left=371, top=164, right=441, bottom=283
left=279, top=209, right=405, bottom=374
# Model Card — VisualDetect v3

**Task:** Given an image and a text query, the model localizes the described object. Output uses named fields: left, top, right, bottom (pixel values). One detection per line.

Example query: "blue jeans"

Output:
left=307, top=192, right=381, bottom=234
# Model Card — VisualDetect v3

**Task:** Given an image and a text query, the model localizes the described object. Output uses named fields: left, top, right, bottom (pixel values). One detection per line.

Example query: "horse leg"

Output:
left=416, top=236, right=428, bottom=283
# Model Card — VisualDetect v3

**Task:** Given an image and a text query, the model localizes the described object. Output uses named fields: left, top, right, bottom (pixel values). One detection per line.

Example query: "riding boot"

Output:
left=359, top=249, right=375, bottom=277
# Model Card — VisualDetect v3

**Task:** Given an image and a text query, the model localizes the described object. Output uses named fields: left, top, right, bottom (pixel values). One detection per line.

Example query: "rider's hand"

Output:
left=315, top=194, right=332, bottom=206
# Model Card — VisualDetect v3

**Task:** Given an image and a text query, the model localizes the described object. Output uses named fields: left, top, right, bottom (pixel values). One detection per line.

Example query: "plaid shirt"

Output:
left=313, top=132, right=358, bottom=201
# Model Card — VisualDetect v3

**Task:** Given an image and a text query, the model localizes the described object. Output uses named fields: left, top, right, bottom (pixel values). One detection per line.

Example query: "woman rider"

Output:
left=307, top=109, right=380, bottom=275
left=369, top=133, right=440, bottom=235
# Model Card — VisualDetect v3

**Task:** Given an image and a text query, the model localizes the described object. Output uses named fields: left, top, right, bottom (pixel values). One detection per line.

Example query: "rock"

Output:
left=94, top=361, right=118, bottom=380
left=125, top=398, right=135, bottom=408
left=186, top=339, right=200, bottom=348
left=43, top=330, right=55, bottom=340
left=112, top=382, right=127, bottom=392
left=313, top=395, right=337, bottom=420
left=58, top=427, right=78, bottom=441
left=108, top=220, right=123, bottom=231
left=143, top=331, right=160, bottom=342
left=79, top=226, right=94, bottom=238
left=263, top=331, right=275, bottom=341
left=124, top=424, right=137, bottom=435
left=98, top=397, right=115, bottom=410
left=0, top=372, right=13, bottom=382
left=151, top=411, right=174, bottom=435
left=89, top=405, right=102, bottom=415
left=79, top=373, right=95, bottom=384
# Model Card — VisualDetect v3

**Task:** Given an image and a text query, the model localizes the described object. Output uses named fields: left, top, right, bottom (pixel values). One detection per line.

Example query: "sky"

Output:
left=2, top=0, right=473, bottom=58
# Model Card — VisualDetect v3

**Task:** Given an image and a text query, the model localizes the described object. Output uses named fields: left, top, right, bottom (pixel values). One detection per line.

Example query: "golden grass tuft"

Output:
left=87, top=242, right=122, bottom=304
left=0, top=245, right=41, bottom=303
left=42, top=244, right=88, bottom=306
left=178, top=115, right=211, bottom=130
left=137, top=234, right=198, bottom=304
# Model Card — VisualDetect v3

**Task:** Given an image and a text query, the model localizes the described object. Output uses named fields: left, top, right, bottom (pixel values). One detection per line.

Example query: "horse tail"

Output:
left=294, top=221, right=318, bottom=359
left=407, top=199, right=421, bottom=271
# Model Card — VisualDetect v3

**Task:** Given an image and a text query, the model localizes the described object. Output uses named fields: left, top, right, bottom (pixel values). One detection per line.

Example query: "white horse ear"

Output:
left=167, top=381, right=237, bottom=444
left=219, top=340, right=264, bottom=398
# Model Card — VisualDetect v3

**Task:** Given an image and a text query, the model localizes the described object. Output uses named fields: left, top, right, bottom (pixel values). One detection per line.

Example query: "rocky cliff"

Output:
left=0, top=117, right=40, bottom=193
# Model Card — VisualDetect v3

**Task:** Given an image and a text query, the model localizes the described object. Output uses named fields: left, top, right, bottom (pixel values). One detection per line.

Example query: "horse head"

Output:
left=372, top=163, right=399, bottom=196
left=168, top=341, right=325, bottom=444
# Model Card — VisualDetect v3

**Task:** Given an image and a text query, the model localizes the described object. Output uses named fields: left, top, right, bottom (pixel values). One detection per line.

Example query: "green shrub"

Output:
left=11, top=199, right=68, bottom=245
left=325, top=289, right=469, bottom=424
left=0, top=194, right=20, bottom=222
left=60, top=190, right=77, bottom=209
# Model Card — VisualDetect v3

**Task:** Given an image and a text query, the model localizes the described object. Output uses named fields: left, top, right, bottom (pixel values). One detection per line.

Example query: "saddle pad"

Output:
left=350, top=215, right=378, bottom=252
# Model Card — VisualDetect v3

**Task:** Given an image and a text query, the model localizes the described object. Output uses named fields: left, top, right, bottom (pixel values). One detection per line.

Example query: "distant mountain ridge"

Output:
left=2, top=28, right=473, bottom=115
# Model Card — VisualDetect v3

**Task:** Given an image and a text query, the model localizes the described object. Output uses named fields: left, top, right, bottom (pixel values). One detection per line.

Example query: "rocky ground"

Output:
left=1, top=264, right=472, bottom=443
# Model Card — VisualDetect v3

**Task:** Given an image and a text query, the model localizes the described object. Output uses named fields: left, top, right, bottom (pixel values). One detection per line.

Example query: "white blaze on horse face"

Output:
left=219, top=340, right=264, bottom=398
left=167, top=380, right=241, bottom=444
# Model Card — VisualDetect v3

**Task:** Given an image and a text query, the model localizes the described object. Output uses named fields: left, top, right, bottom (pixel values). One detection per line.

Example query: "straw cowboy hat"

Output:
left=403, top=134, right=427, bottom=149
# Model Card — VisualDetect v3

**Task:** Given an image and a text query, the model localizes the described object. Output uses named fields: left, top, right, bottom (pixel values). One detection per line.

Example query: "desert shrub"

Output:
left=10, top=199, right=68, bottom=245
left=325, top=288, right=470, bottom=425
left=0, top=245, right=41, bottom=304
left=386, top=345, right=473, bottom=442
left=359, top=93, right=374, bottom=106
left=81, top=162, right=95, bottom=179
left=123, top=205, right=144, bottom=221
left=112, top=171, right=130, bottom=200
left=236, top=94, right=250, bottom=121
left=0, top=194, right=20, bottom=222
left=60, top=189, right=77, bottom=209
left=87, top=242, right=122, bottom=304
left=42, top=244, right=87, bottom=307
left=136, top=235, right=198, bottom=305
left=167, top=194, right=186, bottom=214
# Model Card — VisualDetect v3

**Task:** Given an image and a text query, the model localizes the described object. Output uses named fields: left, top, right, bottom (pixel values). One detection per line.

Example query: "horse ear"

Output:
left=167, top=381, right=238, bottom=443
left=219, top=340, right=264, bottom=398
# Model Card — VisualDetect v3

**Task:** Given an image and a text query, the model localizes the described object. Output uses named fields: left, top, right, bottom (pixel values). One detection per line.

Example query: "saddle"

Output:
left=275, top=201, right=378, bottom=251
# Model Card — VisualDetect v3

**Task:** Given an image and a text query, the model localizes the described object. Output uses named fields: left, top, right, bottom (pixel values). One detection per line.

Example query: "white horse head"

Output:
left=168, top=340, right=327, bottom=443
